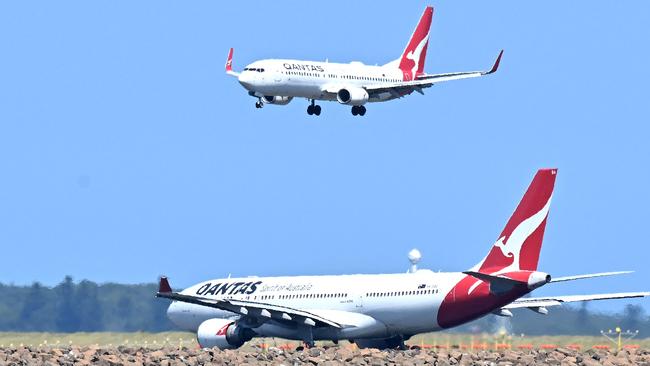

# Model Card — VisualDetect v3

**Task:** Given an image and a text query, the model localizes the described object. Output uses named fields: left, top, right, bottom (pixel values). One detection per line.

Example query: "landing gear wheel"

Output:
left=314, top=105, right=321, bottom=116
left=307, top=105, right=314, bottom=115
left=358, top=105, right=366, bottom=116
left=255, top=101, right=263, bottom=109
left=351, top=106, right=359, bottom=116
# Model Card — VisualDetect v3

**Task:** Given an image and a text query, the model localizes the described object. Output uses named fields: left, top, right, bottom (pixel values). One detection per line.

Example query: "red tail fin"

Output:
left=473, top=169, right=557, bottom=274
left=226, top=48, right=234, bottom=73
left=398, top=6, right=433, bottom=81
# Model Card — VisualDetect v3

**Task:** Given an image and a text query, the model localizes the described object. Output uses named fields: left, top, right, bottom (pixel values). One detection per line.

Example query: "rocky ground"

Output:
left=0, top=345, right=649, bottom=365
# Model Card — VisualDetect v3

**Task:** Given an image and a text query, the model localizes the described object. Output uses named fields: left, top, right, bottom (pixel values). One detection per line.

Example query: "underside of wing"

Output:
left=159, top=292, right=342, bottom=328
left=504, top=292, right=650, bottom=310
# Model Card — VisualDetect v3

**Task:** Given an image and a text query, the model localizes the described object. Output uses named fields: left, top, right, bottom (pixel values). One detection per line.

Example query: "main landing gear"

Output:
left=307, top=99, right=321, bottom=116
left=351, top=105, right=366, bottom=116
left=255, top=99, right=263, bottom=109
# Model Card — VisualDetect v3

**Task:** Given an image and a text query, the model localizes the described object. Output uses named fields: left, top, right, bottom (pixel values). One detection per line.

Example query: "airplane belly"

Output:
left=366, top=297, right=440, bottom=335
left=278, top=79, right=324, bottom=99
left=253, top=84, right=287, bottom=96
left=253, top=316, right=389, bottom=341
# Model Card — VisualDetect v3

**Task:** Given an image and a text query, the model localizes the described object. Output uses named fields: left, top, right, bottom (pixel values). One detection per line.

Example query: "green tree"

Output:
left=19, top=282, right=53, bottom=331
left=74, top=280, right=103, bottom=331
left=621, top=304, right=644, bottom=332
left=55, top=276, right=80, bottom=332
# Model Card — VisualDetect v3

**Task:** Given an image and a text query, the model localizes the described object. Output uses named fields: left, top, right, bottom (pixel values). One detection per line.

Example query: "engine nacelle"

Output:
left=262, top=95, right=293, bottom=105
left=196, top=318, right=254, bottom=349
left=336, top=87, right=369, bottom=105
left=527, top=271, right=551, bottom=290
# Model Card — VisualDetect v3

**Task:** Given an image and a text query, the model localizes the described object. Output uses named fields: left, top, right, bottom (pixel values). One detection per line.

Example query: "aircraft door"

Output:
left=355, top=292, right=364, bottom=309
left=274, top=69, right=283, bottom=83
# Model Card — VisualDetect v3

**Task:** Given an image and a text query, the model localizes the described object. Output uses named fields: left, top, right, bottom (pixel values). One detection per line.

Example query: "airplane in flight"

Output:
left=157, top=169, right=649, bottom=349
left=225, top=6, right=503, bottom=116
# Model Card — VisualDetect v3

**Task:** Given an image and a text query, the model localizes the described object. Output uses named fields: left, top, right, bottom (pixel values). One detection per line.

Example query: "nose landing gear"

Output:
left=351, top=105, right=366, bottom=116
left=307, top=99, right=321, bottom=116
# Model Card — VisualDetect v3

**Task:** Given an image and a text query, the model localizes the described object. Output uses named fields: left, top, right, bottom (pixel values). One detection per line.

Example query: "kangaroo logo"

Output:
left=404, top=33, right=429, bottom=79
left=216, top=322, right=230, bottom=336
left=491, top=195, right=552, bottom=274
left=467, top=195, right=552, bottom=295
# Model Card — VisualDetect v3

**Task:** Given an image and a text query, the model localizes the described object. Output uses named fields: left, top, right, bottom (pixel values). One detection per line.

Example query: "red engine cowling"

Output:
left=196, top=318, right=253, bottom=349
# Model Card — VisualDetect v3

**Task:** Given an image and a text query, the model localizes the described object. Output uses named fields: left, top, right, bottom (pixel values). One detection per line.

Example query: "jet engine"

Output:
left=336, top=87, right=369, bottom=105
left=196, top=318, right=255, bottom=349
left=262, top=95, right=293, bottom=105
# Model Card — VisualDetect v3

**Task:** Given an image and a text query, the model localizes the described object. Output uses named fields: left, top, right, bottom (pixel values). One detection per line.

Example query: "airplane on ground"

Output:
left=157, top=169, right=649, bottom=349
left=225, top=6, right=503, bottom=116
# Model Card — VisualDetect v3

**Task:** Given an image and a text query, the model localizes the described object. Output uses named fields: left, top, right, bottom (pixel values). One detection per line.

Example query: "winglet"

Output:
left=158, top=276, right=172, bottom=294
left=226, top=48, right=234, bottom=73
left=485, top=49, right=504, bottom=75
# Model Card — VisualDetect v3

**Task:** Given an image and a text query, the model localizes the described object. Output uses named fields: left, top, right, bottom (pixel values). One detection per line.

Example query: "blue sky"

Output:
left=1, top=2, right=649, bottom=312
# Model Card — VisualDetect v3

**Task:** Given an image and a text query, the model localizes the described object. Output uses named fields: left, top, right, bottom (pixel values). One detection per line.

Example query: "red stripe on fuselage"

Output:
left=436, top=274, right=531, bottom=328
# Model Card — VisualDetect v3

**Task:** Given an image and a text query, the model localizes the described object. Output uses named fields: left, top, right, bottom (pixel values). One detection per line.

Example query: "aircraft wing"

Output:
left=363, top=50, right=503, bottom=97
left=550, top=271, right=633, bottom=283
left=156, top=277, right=342, bottom=328
left=503, top=292, right=650, bottom=310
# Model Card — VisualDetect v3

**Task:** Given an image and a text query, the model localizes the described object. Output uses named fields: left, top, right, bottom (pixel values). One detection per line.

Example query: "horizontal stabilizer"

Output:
left=463, top=271, right=526, bottom=295
left=463, top=271, right=526, bottom=285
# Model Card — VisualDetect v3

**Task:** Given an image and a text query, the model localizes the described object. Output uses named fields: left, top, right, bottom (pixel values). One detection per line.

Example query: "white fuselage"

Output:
left=168, top=269, right=464, bottom=340
left=238, top=59, right=406, bottom=103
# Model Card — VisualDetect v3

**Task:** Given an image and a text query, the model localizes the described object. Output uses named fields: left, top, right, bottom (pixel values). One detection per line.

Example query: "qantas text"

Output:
left=195, top=281, right=262, bottom=296
left=283, top=63, right=324, bottom=72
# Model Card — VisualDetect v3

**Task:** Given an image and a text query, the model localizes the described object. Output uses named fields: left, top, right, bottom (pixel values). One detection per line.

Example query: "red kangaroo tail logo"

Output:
left=216, top=322, right=231, bottom=336
left=473, top=168, right=557, bottom=274
left=226, top=48, right=234, bottom=72
left=398, top=6, right=433, bottom=81
left=437, top=169, right=557, bottom=329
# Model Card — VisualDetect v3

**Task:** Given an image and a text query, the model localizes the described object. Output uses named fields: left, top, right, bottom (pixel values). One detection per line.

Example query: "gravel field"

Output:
left=1, top=345, right=650, bottom=366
